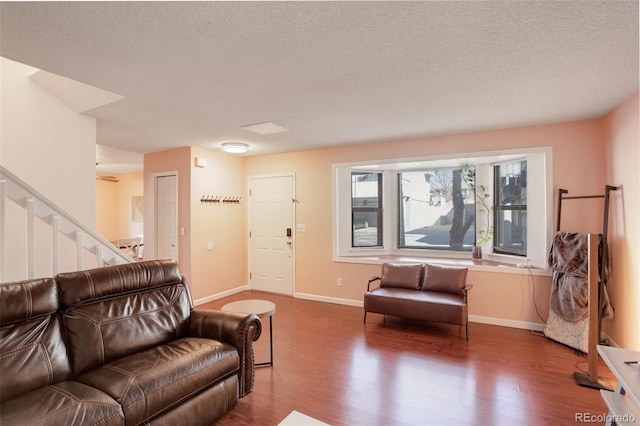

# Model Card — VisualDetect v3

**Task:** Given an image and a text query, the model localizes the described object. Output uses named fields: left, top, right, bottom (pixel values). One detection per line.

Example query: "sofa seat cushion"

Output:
left=364, top=287, right=467, bottom=326
left=75, top=337, right=239, bottom=426
left=0, top=380, right=124, bottom=426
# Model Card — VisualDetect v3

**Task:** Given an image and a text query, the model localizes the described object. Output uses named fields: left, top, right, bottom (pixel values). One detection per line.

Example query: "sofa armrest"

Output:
left=187, top=310, right=262, bottom=398
left=367, top=276, right=381, bottom=292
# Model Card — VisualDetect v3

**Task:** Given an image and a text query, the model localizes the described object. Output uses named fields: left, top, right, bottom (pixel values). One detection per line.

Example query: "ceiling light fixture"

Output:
left=221, top=142, right=249, bottom=154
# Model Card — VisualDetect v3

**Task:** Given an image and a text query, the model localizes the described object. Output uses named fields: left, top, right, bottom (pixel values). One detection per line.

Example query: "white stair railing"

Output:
left=1, top=166, right=134, bottom=282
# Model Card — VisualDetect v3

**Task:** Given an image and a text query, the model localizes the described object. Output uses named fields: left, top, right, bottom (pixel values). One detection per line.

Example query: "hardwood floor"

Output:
left=201, top=291, right=614, bottom=426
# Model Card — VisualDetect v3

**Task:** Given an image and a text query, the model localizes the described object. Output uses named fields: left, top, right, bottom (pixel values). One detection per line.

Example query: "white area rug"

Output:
left=277, top=410, right=330, bottom=426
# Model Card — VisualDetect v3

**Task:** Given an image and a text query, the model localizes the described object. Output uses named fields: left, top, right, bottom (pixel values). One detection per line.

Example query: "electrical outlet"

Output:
left=337, top=278, right=343, bottom=287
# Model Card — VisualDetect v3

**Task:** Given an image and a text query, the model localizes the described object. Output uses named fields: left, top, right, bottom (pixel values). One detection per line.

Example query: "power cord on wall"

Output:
left=517, top=263, right=548, bottom=337
left=528, top=265, right=547, bottom=323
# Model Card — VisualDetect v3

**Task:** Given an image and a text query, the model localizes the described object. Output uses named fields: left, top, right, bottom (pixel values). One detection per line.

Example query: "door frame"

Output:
left=153, top=171, right=179, bottom=261
left=247, top=173, right=296, bottom=295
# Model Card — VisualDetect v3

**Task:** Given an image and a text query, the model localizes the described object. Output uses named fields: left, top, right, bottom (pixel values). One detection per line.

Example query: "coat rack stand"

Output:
left=556, top=185, right=619, bottom=391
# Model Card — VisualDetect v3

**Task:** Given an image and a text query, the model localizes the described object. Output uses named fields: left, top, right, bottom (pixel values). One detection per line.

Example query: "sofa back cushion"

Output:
left=0, top=278, right=72, bottom=402
left=57, top=259, right=186, bottom=306
left=421, top=263, right=468, bottom=296
left=380, top=263, right=424, bottom=289
left=56, top=260, right=192, bottom=376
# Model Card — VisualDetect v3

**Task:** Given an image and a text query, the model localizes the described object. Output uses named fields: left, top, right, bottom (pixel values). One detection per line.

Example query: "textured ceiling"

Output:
left=1, top=1, right=638, bottom=170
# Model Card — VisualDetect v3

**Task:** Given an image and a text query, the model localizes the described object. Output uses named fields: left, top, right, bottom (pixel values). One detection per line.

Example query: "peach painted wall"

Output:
left=95, top=171, right=144, bottom=243
left=143, top=147, right=246, bottom=301
left=603, top=92, right=639, bottom=351
left=189, top=147, right=246, bottom=301
left=245, top=120, right=610, bottom=327
left=144, top=147, right=192, bottom=284
left=96, top=179, right=118, bottom=240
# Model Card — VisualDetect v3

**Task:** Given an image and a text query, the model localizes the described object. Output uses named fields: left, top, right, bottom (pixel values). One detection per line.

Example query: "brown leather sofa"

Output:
left=364, top=262, right=473, bottom=339
left=0, top=260, right=261, bottom=425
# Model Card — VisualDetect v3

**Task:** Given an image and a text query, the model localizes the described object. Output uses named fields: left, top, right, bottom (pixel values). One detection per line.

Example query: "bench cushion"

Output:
left=364, top=287, right=467, bottom=326
left=422, top=263, right=468, bottom=296
left=380, top=263, right=423, bottom=289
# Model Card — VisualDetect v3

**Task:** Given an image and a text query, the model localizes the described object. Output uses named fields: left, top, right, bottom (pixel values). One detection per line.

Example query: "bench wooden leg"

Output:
left=363, top=311, right=367, bottom=323
left=465, top=323, right=469, bottom=340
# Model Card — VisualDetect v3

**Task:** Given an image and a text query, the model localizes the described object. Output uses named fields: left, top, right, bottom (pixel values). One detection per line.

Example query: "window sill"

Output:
left=333, top=254, right=551, bottom=276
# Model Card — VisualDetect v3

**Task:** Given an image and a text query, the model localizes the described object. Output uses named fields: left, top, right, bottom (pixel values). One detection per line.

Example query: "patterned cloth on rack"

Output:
left=547, top=232, right=613, bottom=322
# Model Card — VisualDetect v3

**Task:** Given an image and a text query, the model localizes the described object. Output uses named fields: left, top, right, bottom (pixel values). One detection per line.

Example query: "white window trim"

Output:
left=333, top=147, right=553, bottom=271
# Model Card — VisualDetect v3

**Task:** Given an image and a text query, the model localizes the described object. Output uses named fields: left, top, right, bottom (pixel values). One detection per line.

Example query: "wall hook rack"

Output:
left=200, top=195, right=241, bottom=204
left=222, top=196, right=242, bottom=204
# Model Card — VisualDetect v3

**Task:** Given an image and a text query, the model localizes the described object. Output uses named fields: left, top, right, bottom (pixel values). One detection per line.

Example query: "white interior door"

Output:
left=156, top=174, right=178, bottom=261
left=249, top=175, right=294, bottom=295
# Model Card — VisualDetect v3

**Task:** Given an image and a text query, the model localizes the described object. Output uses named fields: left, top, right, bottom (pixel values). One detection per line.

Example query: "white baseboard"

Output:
left=468, top=314, right=545, bottom=332
left=193, top=285, right=250, bottom=306
left=296, top=293, right=547, bottom=332
left=294, top=292, right=364, bottom=307
left=195, top=289, right=546, bottom=332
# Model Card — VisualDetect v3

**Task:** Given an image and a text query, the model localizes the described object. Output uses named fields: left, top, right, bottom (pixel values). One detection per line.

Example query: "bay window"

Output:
left=334, top=147, right=551, bottom=268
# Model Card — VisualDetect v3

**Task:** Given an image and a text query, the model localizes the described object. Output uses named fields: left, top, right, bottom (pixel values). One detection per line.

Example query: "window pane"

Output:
left=351, top=172, right=382, bottom=247
left=496, top=161, right=527, bottom=206
left=398, top=169, right=475, bottom=251
left=495, top=209, right=527, bottom=255
left=494, top=161, right=527, bottom=256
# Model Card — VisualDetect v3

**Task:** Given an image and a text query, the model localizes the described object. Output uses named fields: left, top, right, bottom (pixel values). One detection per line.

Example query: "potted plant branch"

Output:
left=462, top=164, right=493, bottom=258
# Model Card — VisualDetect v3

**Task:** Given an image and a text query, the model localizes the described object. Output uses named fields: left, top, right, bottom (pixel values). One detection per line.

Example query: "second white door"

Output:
left=156, top=174, right=178, bottom=261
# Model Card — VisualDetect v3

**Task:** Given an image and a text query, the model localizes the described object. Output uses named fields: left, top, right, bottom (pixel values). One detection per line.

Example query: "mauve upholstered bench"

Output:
left=363, top=262, right=473, bottom=339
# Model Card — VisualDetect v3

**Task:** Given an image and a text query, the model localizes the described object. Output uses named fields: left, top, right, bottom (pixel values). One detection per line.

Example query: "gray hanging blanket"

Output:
left=547, top=232, right=613, bottom=322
